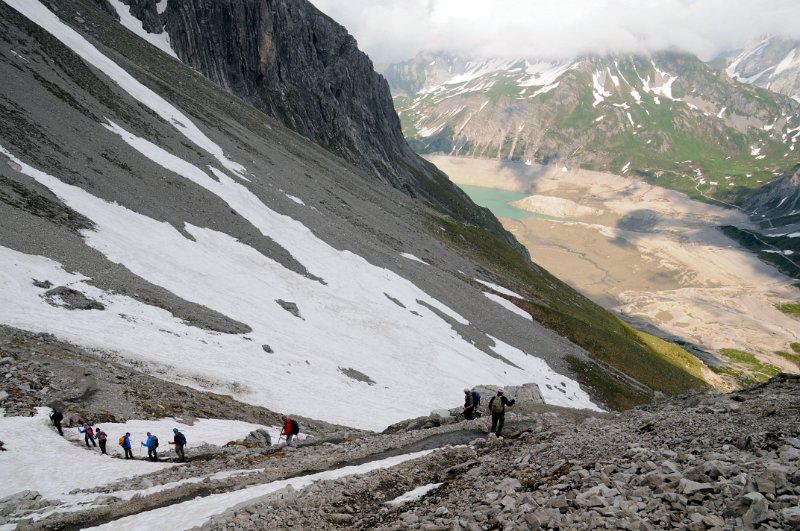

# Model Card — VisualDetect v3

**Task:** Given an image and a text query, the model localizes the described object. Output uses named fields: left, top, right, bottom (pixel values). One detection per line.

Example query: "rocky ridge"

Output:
left=3, top=356, right=796, bottom=530
left=195, top=375, right=800, bottom=530
left=95, top=0, right=510, bottom=240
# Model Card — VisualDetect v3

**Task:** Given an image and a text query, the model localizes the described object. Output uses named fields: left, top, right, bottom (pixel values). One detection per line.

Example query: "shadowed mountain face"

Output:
left=153, top=0, right=512, bottom=240
left=722, top=167, right=800, bottom=278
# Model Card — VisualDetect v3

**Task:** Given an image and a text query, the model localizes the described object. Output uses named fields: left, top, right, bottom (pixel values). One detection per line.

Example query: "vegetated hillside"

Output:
left=727, top=36, right=800, bottom=103
left=385, top=51, right=800, bottom=203
left=0, top=0, right=711, bottom=428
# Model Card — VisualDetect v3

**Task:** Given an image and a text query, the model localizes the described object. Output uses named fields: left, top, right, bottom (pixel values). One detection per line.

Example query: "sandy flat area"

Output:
left=429, top=155, right=800, bottom=370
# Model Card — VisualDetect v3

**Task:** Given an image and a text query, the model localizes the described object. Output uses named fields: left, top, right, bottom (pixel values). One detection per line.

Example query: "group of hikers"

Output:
left=49, top=409, right=302, bottom=458
left=49, top=409, right=188, bottom=461
left=463, top=388, right=516, bottom=437
left=49, top=391, right=505, bottom=456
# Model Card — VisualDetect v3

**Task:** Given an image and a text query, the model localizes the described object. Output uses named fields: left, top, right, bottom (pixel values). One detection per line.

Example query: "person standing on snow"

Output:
left=121, top=432, right=134, bottom=459
left=95, top=427, right=108, bottom=455
left=281, top=415, right=299, bottom=448
left=49, top=409, right=64, bottom=436
left=170, top=428, right=187, bottom=461
left=141, top=432, right=159, bottom=461
left=488, top=389, right=516, bottom=437
left=79, top=423, right=97, bottom=448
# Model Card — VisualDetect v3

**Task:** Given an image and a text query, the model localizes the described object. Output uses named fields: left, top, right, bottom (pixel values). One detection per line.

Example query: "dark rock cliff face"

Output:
left=743, top=168, right=800, bottom=221
left=120, top=0, right=162, bottom=34
left=156, top=0, right=514, bottom=244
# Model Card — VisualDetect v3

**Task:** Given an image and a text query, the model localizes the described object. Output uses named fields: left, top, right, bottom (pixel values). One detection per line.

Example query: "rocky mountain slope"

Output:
left=721, top=166, right=800, bottom=278
left=0, top=0, right=723, bottom=438
left=385, top=52, right=800, bottom=203
left=727, top=36, right=800, bottom=103
left=109, top=0, right=505, bottom=235
left=2, top=335, right=796, bottom=530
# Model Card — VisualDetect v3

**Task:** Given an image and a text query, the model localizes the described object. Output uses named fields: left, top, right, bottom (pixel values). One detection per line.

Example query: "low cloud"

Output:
left=310, top=0, right=800, bottom=63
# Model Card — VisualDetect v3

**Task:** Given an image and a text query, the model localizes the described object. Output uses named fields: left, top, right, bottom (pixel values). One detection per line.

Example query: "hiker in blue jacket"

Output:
left=141, top=432, right=159, bottom=461
left=79, top=423, right=97, bottom=448
left=122, top=432, right=134, bottom=459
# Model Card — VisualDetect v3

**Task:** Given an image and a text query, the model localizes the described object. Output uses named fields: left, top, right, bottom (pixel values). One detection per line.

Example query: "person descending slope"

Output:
left=49, top=409, right=63, bottom=436
left=281, top=415, right=299, bottom=448
left=141, top=432, right=159, bottom=461
left=95, top=427, right=108, bottom=455
left=120, top=432, right=133, bottom=459
left=170, top=428, right=187, bottom=461
left=79, top=423, right=97, bottom=448
left=488, top=389, right=516, bottom=437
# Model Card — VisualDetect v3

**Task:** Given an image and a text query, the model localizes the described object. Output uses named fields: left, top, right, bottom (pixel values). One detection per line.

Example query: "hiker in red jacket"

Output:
left=280, top=415, right=299, bottom=448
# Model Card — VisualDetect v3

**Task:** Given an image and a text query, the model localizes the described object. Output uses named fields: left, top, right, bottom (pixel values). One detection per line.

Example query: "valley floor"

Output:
left=429, top=156, right=800, bottom=371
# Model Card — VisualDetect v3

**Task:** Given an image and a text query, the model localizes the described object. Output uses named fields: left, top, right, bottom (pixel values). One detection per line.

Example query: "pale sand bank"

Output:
left=428, top=155, right=800, bottom=369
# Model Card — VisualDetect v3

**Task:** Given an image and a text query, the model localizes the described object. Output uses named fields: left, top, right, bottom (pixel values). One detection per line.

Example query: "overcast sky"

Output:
left=309, top=0, right=800, bottom=64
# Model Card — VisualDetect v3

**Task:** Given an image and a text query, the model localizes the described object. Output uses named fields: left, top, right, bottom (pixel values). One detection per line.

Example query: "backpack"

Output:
left=119, top=436, right=126, bottom=446
left=97, top=431, right=107, bottom=441
left=152, top=435, right=159, bottom=448
left=87, top=427, right=95, bottom=438
left=490, top=396, right=504, bottom=414
left=472, top=392, right=481, bottom=409
left=176, top=433, right=186, bottom=445
left=290, top=419, right=300, bottom=436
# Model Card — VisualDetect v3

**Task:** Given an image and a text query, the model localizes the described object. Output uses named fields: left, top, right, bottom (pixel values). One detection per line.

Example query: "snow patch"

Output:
left=473, top=279, right=524, bottom=299
left=386, top=483, right=443, bottom=506
left=482, top=292, right=532, bottom=322
left=107, top=0, right=176, bottom=58
left=4, top=0, right=246, bottom=179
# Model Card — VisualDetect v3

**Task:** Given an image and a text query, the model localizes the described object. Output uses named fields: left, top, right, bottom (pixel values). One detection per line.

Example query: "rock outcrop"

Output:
left=156, top=0, right=511, bottom=241
left=197, top=375, right=800, bottom=530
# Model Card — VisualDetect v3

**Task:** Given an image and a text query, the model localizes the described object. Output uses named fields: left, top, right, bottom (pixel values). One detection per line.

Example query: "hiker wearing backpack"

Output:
left=463, top=389, right=476, bottom=420
left=120, top=432, right=133, bottom=459
left=170, top=428, right=187, bottom=461
left=49, top=409, right=63, bottom=436
left=141, top=432, right=159, bottom=461
left=488, top=389, right=516, bottom=437
left=281, top=415, right=299, bottom=448
left=95, top=428, right=108, bottom=455
left=79, top=423, right=97, bottom=448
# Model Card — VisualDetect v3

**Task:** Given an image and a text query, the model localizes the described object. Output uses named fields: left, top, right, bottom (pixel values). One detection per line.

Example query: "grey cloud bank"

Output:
left=309, top=0, right=800, bottom=63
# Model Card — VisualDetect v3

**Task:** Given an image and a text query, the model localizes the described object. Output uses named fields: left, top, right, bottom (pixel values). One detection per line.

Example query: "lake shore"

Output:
left=428, top=155, right=800, bottom=370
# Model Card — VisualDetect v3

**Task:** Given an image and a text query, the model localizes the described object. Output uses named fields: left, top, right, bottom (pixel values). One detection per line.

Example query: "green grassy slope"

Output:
left=429, top=213, right=709, bottom=410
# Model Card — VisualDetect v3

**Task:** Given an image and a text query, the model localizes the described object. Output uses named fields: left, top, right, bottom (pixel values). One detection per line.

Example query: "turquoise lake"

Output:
left=458, top=185, right=564, bottom=221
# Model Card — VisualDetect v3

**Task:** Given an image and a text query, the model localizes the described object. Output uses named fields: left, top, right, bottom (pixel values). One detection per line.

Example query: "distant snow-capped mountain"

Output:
left=385, top=51, right=800, bottom=203
left=727, top=36, right=800, bottom=103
